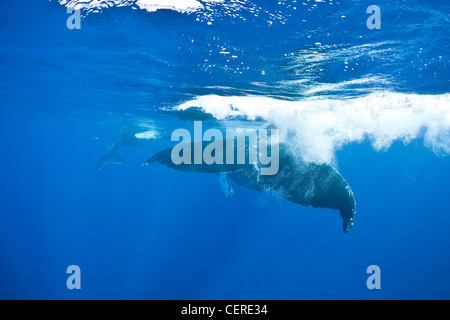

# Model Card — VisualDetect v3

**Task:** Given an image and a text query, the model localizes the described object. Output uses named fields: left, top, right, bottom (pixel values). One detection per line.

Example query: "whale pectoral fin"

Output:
left=217, top=173, right=234, bottom=199
left=142, top=149, right=168, bottom=168
left=341, top=209, right=356, bottom=234
left=96, top=152, right=124, bottom=173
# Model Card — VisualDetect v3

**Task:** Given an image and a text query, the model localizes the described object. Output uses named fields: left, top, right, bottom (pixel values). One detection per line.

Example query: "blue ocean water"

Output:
left=0, top=0, right=449, bottom=299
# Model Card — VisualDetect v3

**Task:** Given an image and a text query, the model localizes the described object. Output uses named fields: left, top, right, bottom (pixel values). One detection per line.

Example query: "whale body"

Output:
left=228, top=144, right=356, bottom=233
left=143, top=141, right=356, bottom=233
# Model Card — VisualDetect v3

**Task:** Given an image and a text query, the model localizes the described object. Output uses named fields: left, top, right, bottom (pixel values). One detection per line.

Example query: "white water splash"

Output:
left=58, top=0, right=223, bottom=13
left=175, top=92, right=450, bottom=164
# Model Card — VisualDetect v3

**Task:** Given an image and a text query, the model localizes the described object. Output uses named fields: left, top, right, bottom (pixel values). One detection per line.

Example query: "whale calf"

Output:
left=143, top=141, right=356, bottom=233
left=96, top=126, right=166, bottom=173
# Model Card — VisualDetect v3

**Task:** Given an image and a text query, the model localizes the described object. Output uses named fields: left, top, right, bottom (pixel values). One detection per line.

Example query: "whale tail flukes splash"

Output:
left=96, top=152, right=124, bottom=173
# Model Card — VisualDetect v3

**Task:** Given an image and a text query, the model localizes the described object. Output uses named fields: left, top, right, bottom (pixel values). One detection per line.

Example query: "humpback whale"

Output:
left=96, top=126, right=165, bottom=173
left=143, top=141, right=356, bottom=233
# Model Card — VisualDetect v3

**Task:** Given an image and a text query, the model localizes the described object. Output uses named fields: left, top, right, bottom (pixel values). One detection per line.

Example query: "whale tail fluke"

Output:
left=96, top=152, right=124, bottom=173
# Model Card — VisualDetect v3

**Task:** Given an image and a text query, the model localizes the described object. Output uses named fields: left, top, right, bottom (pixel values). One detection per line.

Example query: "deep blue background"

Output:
left=0, top=0, right=449, bottom=299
